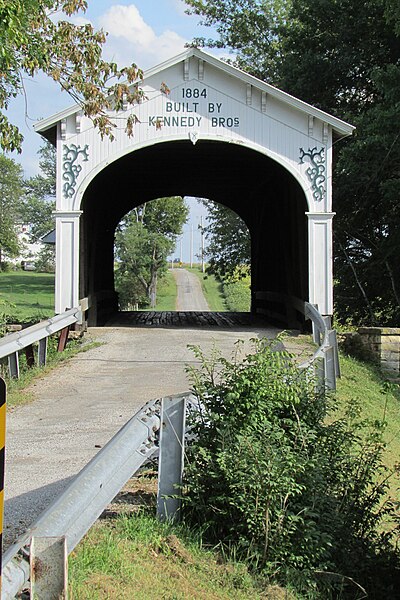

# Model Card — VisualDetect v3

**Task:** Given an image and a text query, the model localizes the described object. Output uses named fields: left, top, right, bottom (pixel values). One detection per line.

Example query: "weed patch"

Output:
left=183, top=339, right=400, bottom=598
left=69, top=513, right=265, bottom=599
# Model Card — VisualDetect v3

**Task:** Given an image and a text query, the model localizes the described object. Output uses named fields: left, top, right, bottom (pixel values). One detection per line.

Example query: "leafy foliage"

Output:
left=0, top=0, right=144, bottom=152
left=115, top=197, right=189, bottom=309
left=185, top=0, right=400, bottom=326
left=21, top=141, right=56, bottom=242
left=0, top=154, right=24, bottom=267
left=0, top=295, right=16, bottom=336
left=221, top=266, right=251, bottom=311
left=199, top=199, right=251, bottom=279
left=183, top=340, right=400, bottom=597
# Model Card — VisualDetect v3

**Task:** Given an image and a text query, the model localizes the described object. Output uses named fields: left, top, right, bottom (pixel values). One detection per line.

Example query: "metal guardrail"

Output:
left=2, top=393, right=195, bottom=598
left=0, top=308, right=81, bottom=378
left=254, top=291, right=340, bottom=390
left=300, top=302, right=340, bottom=391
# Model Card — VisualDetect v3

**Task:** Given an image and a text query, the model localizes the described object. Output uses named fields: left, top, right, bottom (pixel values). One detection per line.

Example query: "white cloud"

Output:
left=70, top=15, right=92, bottom=26
left=99, top=4, right=187, bottom=69
left=170, top=0, right=191, bottom=18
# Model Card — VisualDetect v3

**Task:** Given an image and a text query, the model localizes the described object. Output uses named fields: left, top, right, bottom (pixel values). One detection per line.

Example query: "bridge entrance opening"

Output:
left=112, top=194, right=252, bottom=318
left=80, top=140, right=307, bottom=326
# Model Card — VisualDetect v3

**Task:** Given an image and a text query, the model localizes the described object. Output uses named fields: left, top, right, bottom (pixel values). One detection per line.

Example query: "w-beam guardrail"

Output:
left=2, top=393, right=194, bottom=598
left=255, top=292, right=340, bottom=391
left=0, top=308, right=81, bottom=379
left=300, top=301, right=340, bottom=391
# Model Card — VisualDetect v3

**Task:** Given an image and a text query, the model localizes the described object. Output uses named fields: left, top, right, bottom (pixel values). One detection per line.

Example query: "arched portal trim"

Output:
left=73, top=134, right=314, bottom=213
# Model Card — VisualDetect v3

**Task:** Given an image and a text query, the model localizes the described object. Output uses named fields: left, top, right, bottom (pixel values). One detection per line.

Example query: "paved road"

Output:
left=172, top=268, right=210, bottom=311
left=4, top=322, right=282, bottom=549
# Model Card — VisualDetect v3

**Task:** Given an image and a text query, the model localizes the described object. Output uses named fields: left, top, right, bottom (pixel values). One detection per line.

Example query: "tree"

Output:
left=0, top=0, right=145, bottom=152
left=186, top=0, right=290, bottom=82
left=19, top=141, right=57, bottom=272
left=115, top=197, right=189, bottom=308
left=184, top=0, right=400, bottom=325
left=0, top=154, right=24, bottom=268
left=198, top=199, right=250, bottom=279
left=21, top=141, right=56, bottom=241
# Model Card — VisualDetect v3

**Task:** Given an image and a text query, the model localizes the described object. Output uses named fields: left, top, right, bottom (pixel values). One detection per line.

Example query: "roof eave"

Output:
left=33, top=47, right=355, bottom=138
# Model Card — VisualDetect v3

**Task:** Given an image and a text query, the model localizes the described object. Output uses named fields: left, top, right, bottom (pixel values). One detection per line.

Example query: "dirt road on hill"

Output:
left=172, top=268, right=210, bottom=311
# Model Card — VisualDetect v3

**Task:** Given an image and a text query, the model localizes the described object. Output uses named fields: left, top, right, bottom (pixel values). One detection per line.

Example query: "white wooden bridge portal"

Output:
left=34, top=48, right=354, bottom=326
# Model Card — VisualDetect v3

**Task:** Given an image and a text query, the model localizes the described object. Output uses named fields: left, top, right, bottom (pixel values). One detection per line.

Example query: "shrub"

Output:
left=183, top=339, right=400, bottom=598
left=0, top=295, right=16, bottom=336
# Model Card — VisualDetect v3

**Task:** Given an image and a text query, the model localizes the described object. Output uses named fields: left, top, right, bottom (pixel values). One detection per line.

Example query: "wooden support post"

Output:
left=25, top=344, right=35, bottom=369
left=0, top=378, right=6, bottom=596
left=8, top=352, right=19, bottom=379
left=38, top=338, right=48, bottom=367
left=157, top=395, right=186, bottom=522
left=57, top=326, right=70, bottom=352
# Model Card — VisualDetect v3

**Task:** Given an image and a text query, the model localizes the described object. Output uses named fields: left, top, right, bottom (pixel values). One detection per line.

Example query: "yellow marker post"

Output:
left=0, top=377, right=6, bottom=595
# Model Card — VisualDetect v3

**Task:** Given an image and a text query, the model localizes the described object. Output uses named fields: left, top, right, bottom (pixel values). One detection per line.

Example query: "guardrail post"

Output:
left=328, top=330, right=341, bottom=379
left=0, top=378, right=6, bottom=596
left=157, top=395, right=186, bottom=522
left=30, top=536, right=68, bottom=599
left=38, top=338, right=48, bottom=367
left=314, top=356, right=325, bottom=396
left=57, top=326, right=70, bottom=352
left=24, top=345, right=35, bottom=369
left=7, top=353, right=19, bottom=379
left=324, top=346, right=336, bottom=391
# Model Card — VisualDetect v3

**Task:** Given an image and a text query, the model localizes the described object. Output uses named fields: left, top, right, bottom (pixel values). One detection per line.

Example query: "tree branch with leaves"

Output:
left=0, top=0, right=145, bottom=152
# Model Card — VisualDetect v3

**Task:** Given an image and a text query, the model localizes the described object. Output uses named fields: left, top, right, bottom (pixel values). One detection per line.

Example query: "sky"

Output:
left=6, top=0, right=222, bottom=261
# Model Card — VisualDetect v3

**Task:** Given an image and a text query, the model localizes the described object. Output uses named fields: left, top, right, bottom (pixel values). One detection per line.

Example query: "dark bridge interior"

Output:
left=80, top=140, right=308, bottom=326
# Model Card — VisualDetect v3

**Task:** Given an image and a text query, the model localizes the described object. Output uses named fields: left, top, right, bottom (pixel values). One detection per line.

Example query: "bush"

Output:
left=183, top=339, right=400, bottom=598
left=0, top=295, right=16, bottom=336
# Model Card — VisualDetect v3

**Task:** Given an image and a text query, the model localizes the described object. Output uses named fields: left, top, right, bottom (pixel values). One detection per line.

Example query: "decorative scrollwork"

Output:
left=63, top=144, right=89, bottom=198
left=299, top=146, right=326, bottom=202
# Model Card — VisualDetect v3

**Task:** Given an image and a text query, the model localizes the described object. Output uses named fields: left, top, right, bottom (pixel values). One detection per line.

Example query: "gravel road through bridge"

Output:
left=173, top=268, right=210, bottom=311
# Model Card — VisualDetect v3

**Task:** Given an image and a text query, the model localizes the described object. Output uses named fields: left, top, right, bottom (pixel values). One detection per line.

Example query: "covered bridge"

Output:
left=34, top=48, right=354, bottom=326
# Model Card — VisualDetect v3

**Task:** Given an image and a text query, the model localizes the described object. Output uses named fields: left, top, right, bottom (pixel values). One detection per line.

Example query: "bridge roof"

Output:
left=34, top=47, right=354, bottom=143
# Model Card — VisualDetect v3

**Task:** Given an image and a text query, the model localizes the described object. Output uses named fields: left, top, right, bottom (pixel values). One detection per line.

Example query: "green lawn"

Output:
left=0, top=271, right=55, bottom=322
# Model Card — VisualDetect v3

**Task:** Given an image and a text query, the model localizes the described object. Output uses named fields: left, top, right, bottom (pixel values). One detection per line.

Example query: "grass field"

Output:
left=0, top=271, right=55, bottom=322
